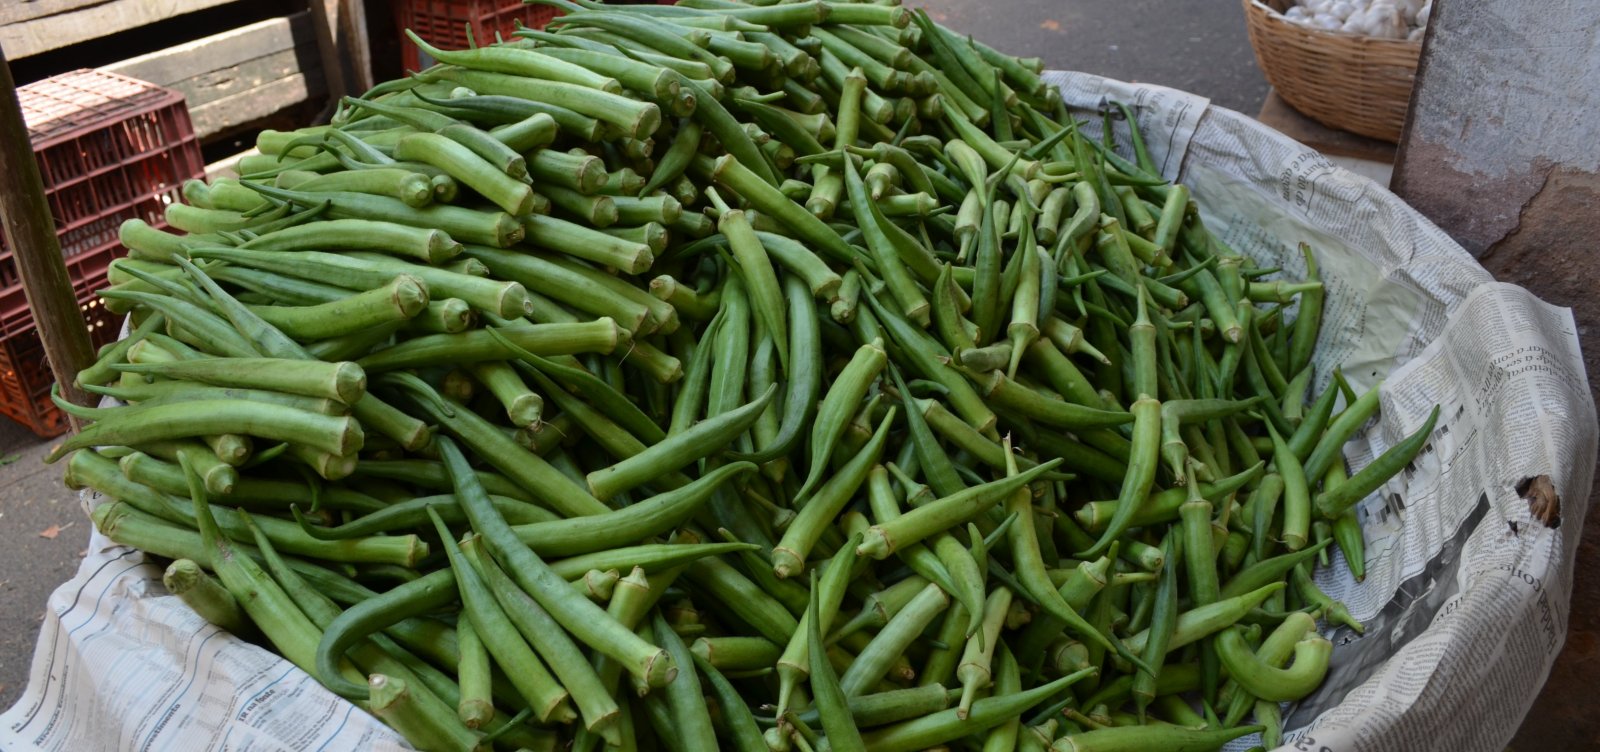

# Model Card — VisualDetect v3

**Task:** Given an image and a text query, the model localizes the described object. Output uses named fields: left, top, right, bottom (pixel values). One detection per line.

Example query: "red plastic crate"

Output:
left=0, top=69, right=202, bottom=436
left=0, top=271, right=121, bottom=438
left=397, top=0, right=563, bottom=72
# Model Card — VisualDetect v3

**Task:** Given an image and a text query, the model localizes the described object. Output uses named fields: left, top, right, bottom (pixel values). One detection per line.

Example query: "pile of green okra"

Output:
left=57, top=0, right=1438, bottom=749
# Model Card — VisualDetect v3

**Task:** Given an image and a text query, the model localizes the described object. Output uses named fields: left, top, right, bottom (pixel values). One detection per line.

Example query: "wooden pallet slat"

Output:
left=103, top=12, right=326, bottom=140
left=0, top=0, right=239, bottom=59
left=189, top=73, right=321, bottom=140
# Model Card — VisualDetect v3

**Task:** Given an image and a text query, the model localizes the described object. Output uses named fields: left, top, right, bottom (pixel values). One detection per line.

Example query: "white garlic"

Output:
left=1368, top=2, right=1408, bottom=38
left=1416, top=2, right=1431, bottom=28
left=1330, top=1, right=1356, bottom=20
left=1312, top=15, right=1344, bottom=30
left=1408, top=27, right=1425, bottom=41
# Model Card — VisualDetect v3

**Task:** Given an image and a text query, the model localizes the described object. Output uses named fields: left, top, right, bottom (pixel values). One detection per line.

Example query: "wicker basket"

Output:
left=1242, top=0, right=1421, bottom=142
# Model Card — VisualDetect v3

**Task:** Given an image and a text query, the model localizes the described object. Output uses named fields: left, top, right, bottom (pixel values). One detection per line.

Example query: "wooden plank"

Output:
left=0, top=47, right=95, bottom=419
left=339, top=0, right=374, bottom=92
left=0, top=0, right=239, bottom=59
left=102, top=13, right=324, bottom=140
left=189, top=72, right=322, bottom=140
left=105, top=13, right=314, bottom=91
left=0, top=0, right=105, bottom=26
left=307, top=0, right=349, bottom=111
left=180, top=49, right=323, bottom=109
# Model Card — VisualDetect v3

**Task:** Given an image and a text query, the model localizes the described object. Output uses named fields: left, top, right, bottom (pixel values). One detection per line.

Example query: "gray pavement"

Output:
left=916, top=0, right=1271, bottom=114
left=0, top=419, right=82, bottom=709
left=0, top=0, right=1273, bottom=720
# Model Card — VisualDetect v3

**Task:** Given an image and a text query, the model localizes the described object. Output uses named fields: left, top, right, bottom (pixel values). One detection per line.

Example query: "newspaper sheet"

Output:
left=2, top=71, right=1594, bottom=752
left=0, top=492, right=407, bottom=751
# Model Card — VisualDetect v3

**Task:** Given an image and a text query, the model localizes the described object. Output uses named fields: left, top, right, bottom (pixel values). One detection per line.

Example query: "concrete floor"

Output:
left=0, top=419, right=83, bottom=708
left=0, top=0, right=1585, bottom=745
left=918, top=0, right=1271, bottom=114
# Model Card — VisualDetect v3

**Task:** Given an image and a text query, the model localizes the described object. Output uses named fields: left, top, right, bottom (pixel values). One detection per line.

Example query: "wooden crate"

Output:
left=103, top=12, right=328, bottom=141
left=4, top=1, right=371, bottom=145
left=0, top=0, right=242, bottom=60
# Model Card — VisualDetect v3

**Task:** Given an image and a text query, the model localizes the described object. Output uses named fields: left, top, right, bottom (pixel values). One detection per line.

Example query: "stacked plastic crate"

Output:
left=395, top=0, right=679, bottom=71
left=396, top=0, right=564, bottom=72
left=0, top=69, right=203, bottom=437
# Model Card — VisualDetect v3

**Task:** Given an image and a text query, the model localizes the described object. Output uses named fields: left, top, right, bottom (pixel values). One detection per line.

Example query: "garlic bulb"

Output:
left=1282, top=0, right=1432, bottom=38
left=1366, top=1, right=1408, bottom=39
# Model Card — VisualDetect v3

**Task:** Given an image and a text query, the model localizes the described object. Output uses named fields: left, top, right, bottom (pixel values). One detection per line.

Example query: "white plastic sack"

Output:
left=3, top=72, right=1594, bottom=752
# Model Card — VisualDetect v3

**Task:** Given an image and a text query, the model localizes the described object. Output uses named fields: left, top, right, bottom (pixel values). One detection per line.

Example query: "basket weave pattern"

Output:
left=1242, top=0, right=1421, bottom=142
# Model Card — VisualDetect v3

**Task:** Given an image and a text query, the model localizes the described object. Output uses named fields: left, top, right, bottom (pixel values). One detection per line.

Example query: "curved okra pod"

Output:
left=439, top=436, right=678, bottom=688
left=972, top=370, right=1135, bottom=429
left=1219, top=540, right=1331, bottom=600
left=773, top=410, right=892, bottom=578
left=244, top=183, right=523, bottom=247
left=1287, top=378, right=1342, bottom=461
left=1122, top=582, right=1286, bottom=656
left=290, top=493, right=552, bottom=541
left=806, top=569, right=867, bottom=752
left=47, top=400, right=361, bottom=462
left=728, top=275, right=823, bottom=467
left=356, top=320, right=624, bottom=371
left=1289, top=243, right=1325, bottom=376
left=421, top=67, right=660, bottom=138
left=1329, top=468, right=1367, bottom=580
left=407, top=31, right=620, bottom=94
left=276, top=165, right=438, bottom=208
left=1301, top=384, right=1385, bottom=481
left=585, top=384, right=774, bottom=501
left=1075, top=461, right=1265, bottom=533
left=460, top=535, right=619, bottom=740
left=1215, top=615, right=1332, bottom=702
left=1316, top=405, right=1440, bottom=520
left=1158, top=396, right=1263, bottom=484
left=858, top=459, right=1062, bottom=559
left=514, top=462, right=756, bottom=556
left=858, top=668, right=1096, bottom=752
left=837, top=582, right=949, bottom=697
left=845, top=154, right=930, bottom=325
left=1269, top=422, right=1312, bottom=550
left=1080, top=396, right=1162, bottom=557
left=713, top=193, right=788, bottom=375
left=1130, top=533, right=1180, bottom=721
left=428, top=509, right=575, bottom=724
left=775, top=535, right=861, bottom=717
left=1291, top=561, right=1364, bottom=633
left=691, top=652, right=768, bottom=752
left=795, top=338, right=886, bottom=499
left=707, top=154, right=855, bottom=264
